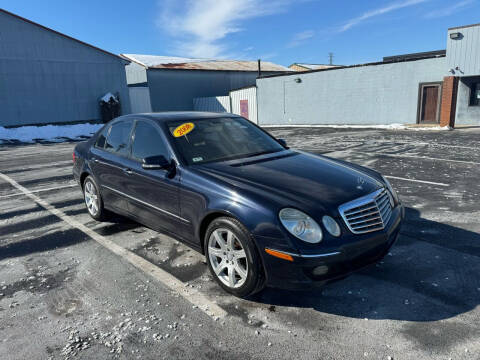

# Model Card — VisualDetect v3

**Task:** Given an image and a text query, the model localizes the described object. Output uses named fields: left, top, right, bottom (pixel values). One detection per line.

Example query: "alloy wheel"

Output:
left=84, top=180, right=99, bottom=216
left=208, top=228, right=248, bottom=289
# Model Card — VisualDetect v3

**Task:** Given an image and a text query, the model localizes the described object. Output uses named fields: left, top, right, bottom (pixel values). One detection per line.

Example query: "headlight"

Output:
left=279, top=208, right=323, bottom=243
left=322, top=215, right=341, bottom=237
left=382, top=176, right=399, bottom=204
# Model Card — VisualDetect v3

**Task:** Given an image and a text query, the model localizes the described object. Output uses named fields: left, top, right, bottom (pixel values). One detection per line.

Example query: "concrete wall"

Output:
left=0, top=10, right=130, bottom=127
left=455, top=76, right=480, bottom=125
left=146, top=69, right=279, bottom=112
left=257, top=57, right=446, bottom=125
left=447, top=24, right=480, bottom=77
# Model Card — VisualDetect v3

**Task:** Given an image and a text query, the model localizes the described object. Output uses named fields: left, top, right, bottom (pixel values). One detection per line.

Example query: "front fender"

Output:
left=180, top=168, right=300, bottom=254
left=199, top=196, right=301, bottom=256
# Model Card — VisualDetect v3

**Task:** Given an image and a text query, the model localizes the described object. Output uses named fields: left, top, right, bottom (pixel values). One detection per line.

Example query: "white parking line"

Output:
left=0, top=183, right=77, bottom=199
left=0, top=171, right=227, bottom=319
left=3, top=160, right=73, bottom=172
left=336, top=139, right=479, bottom=150
left=384, top=175, right=449, bottom=187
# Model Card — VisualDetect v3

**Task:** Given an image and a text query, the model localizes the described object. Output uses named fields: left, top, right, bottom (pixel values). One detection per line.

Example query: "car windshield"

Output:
left=166, top=117, right=284, bottom=165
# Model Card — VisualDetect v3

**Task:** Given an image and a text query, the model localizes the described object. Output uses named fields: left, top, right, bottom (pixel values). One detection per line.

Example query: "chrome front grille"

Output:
left=339, top=188, right=393, bottom=234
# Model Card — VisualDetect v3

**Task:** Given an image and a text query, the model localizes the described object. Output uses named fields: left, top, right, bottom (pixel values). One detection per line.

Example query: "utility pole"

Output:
left=328, top=52, right=334, bottom=65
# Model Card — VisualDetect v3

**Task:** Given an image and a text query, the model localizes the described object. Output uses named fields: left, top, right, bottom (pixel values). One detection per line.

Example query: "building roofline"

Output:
left=289, top=63, right=340, bottom=66
left=258, top=54, right=446, bottom=80
left=119, top=54, right=148, bottom=68
left=448, top=23, right=480, bottom=31
left=0, top=8, right=129, bottom=63
left=121, top=54, right=290, bottom=72
left=383, top=49, right=446, bottom=62
left=145, top=67, right=288, bottom=74
left=229, top=84, right=257, bottom=92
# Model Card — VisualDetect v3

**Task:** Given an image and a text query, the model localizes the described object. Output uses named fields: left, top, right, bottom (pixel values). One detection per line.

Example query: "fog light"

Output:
left=313, top=265, right=329, bottom=276
left=322, top=215, right=341, bottom=237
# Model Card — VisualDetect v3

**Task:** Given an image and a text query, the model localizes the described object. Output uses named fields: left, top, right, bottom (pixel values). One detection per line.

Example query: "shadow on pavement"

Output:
left=0, top=212, right=138, bottom=261
left=254, top=207, right=480, bottom=322
left=0, top=228, right=89, bottom=261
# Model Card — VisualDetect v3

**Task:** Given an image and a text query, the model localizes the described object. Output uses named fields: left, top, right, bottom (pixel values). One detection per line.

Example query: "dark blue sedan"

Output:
left=73, top=112, right=404, bottom=297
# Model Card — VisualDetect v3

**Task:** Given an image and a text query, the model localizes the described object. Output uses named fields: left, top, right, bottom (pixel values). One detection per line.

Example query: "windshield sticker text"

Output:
left=173, top=122, right=195, bottom=137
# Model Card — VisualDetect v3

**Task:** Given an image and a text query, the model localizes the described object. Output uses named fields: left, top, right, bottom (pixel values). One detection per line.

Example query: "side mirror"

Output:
left=142, top=155, right=170, bottom=170
left=277, top=138, right=288, bottom=148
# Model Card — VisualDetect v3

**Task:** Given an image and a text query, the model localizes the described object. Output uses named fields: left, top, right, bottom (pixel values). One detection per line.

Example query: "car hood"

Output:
left=194, top=150, right=384, bottom=215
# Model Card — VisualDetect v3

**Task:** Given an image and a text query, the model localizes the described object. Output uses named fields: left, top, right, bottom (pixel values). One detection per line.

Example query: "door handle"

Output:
left=91, top=157, right=99, bottom=163
left=123, top=168, right=133, bottom=175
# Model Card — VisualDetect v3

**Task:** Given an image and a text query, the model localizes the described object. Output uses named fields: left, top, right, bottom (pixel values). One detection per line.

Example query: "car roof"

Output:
left=120, top=111, right=241, bottom=124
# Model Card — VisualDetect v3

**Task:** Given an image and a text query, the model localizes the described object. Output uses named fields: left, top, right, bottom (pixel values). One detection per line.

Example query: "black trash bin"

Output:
left=99, top=92, right=121, bottom=123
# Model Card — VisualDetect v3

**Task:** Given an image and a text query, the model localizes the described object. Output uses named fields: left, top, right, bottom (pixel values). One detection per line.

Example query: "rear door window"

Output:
left=105, top=121, right=133, bottom=156
left=95, top=126, right=109, bottom=149
left=131, top=121, right=169, bottom=160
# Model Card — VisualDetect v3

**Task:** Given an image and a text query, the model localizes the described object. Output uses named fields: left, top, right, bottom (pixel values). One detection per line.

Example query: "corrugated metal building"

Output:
left=193, top=86, right=258, bottom=123
left=447, top=24, right=480, bottom=126
left=0, top=9, right=131, bottom=127
left=230, top=86, right=258, bottom=124
left=193, top=96, right=231, bottom=113
left=122, top=54, right=289, bottom=113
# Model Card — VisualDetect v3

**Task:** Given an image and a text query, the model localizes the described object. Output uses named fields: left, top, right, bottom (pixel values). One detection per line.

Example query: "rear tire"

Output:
left=83, top=176, right=108, bottom=221
left=205, top=217, right=265, bottom=297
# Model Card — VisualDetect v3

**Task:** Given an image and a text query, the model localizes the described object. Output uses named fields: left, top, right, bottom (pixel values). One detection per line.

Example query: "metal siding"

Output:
left=257, top=57, right=446, bottom=125
left=147, top=69, right=264, bottom=111
left=0, top=11, right=130, bottom=127
left=193, top=96, right=231, bottom=113
left=230, top=87, right=257, bottom=123
left=447, top=25, right=480, bottom=77
left=125, top=62, right=148, bottom=85
left=129, top=87, right=152, bottom=113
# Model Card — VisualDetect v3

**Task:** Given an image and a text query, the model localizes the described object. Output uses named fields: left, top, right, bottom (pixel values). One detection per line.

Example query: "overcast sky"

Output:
left=2, top=0, right=479, bottom=65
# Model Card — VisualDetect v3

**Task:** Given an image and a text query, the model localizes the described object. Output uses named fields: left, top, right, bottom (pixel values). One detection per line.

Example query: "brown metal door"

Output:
left=418, top=83, right=441, bottom=124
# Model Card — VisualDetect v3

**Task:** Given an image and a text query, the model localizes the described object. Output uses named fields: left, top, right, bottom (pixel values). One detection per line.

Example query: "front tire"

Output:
left=205, top=217, right=265, bottom=297
left=83, top=176, right=108, bottom=221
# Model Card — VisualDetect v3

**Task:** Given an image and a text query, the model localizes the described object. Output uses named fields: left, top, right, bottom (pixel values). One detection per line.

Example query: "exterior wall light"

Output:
left=294, top=78, right=302, bottom=83
left=450, top=32, right=463, bottom=40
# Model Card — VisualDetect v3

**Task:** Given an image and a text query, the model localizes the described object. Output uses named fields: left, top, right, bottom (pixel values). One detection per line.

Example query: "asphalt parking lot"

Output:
left=0, top=126, right=479, bottom=360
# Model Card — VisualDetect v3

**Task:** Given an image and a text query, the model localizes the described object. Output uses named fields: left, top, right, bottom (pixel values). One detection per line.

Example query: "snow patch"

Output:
left=407, top=125, right=453, bottom=131
left=100, top=92, right=118, bottom=103
left=262, top=124, right=453, bottom=131
left=0, top=123, right=103, bottom=144
left=122, top=54, right=212, bottom=67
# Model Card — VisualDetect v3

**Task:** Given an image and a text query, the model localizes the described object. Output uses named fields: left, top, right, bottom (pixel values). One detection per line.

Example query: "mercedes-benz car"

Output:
left=73, top=112, right=404, bottom=297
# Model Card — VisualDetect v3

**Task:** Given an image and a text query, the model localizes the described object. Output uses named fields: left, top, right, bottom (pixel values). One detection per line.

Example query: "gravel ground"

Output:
left=0, top=127, right=479, bottom=360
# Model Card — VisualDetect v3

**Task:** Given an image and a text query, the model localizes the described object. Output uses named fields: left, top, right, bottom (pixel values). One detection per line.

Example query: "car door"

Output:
left=90, top=119, right=134, bottom=213
left=124, top=119, right=185, bottom=235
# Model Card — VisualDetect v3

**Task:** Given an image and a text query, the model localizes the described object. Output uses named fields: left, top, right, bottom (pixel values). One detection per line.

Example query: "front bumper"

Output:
left=256, top=204, right=404, bottom=290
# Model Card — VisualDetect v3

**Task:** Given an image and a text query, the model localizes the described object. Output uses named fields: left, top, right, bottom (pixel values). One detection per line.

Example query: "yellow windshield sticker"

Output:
left=173, top=122, right=195, bottom=137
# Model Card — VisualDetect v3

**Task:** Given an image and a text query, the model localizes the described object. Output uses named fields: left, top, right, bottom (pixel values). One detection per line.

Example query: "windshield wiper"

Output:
left=197, top=149, right=283, bottom=165
left=242, top=149, right=282, bottom=159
